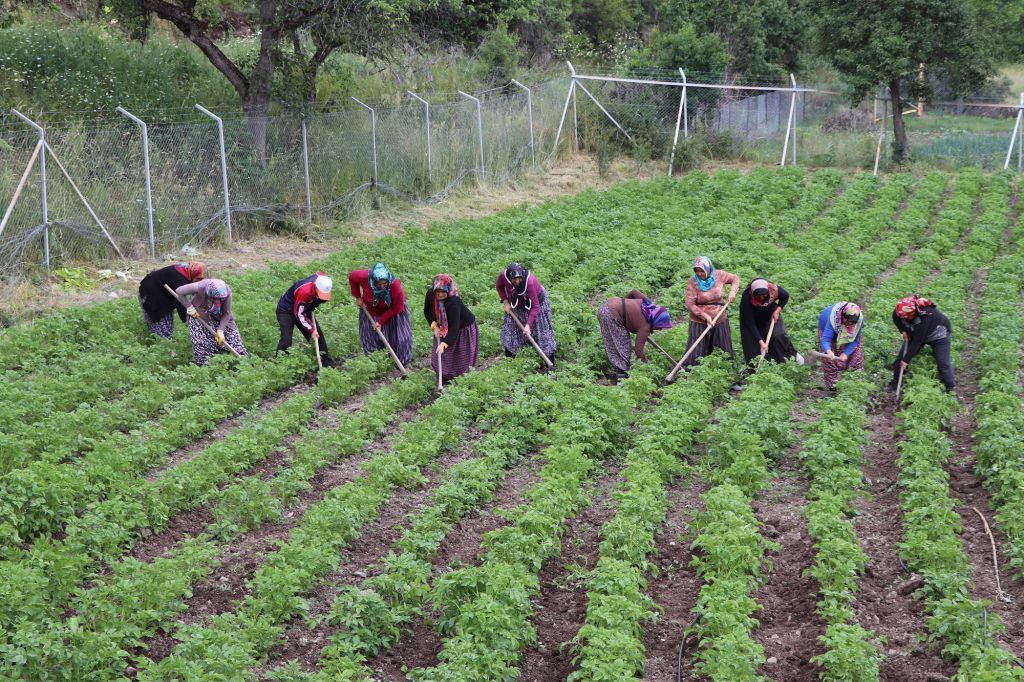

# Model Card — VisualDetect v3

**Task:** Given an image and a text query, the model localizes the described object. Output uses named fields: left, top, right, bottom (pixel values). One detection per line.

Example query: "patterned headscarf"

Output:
left=895, top=295, right=934, bottom=320
left=182, top=261, right=207, bottom=282
left=205, top=278, right=229, bottom=318
left=641, top=298, right=673, bottom=330
left=370, top=262, right=395, bottom=308
left=432, top=274, right=458, bottom=338
left=829, top=302, right=863, bottom=347
left=504, top=262, right=531, bottom=309
left=750, top=278, right=779, bottom=307
left=693, top=256, right=716, bottom=292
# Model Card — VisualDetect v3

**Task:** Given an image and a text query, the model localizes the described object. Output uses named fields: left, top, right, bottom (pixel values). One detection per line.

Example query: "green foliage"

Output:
left=474, top=21, right=523, bottom=86
left=629, top=23, right=729, bottom=76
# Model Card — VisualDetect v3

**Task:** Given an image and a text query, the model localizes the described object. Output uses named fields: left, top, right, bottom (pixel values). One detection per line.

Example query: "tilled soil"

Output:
left=518, top=464, right=623, bottom=682
left=361, top=454, right=547, bottom=680
left=133, top=403, right=425, bottom=665
left=641, top=473, right=707, bottom=681
left=259, top=430, right=487, bottom=674
left=853, top=395, right=956, bottom=681
left=947, top=269, right=1024, bottom=658
left=751, top=439, right=824, bottom=681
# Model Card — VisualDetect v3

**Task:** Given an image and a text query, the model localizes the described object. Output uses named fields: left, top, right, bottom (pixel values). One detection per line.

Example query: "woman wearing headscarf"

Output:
left=888, top=295, right=955, bottom=394
left=175, top=278, right=247, bottom=365
left=596, top=289, right=673, bottom=379
left=423, top=274, right=478, bottom=382
left=496, top=262, right=557, bottom=362
left=817, top=301, right=864, bottom=390
left=138, top=261, right=207, bottom=338
left=682, top=256, right=741, bottom=367
left=276, top=272, right=334, bottom=367
left=739, top=278, right=802, bottom=364
left=349, top=263, right=413, bottom=365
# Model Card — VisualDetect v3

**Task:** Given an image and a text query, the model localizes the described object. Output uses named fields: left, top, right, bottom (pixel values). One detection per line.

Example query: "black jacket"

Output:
left=138, top=265, right=190, bottom=321
left=892, top=305, right=951, bottom=363
left=424, top=290, right=476, bottom=347
left=739, top=285, right=790, bottom=341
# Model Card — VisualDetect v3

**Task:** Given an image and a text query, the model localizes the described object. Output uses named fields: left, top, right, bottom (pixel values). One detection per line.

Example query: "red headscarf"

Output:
left=186, top=261, right=207, bottom=282
left=895, top=295, right=933, bottom=320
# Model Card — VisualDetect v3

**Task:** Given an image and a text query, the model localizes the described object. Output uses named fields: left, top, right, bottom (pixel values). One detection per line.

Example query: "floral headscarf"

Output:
left=895, top=295, right=934, bottom=320
left=370, top=262, right=395, bottom=308
left=693, top=256, right=716, bottom=292
left=205, top=278, right=229, bottom=318
left=750, top=278, right=779, bottom=307
left=432, top=274, right=458, bottom=338
left=829, top=302, right=863, bottom=347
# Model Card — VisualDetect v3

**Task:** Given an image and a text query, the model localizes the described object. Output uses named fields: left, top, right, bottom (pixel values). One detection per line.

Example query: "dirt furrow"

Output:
left=356, top=454, right=546, bottom=681
left=853, top=397, right=956, bottom=680
left=751, top=395, right=826, bottom=681
left=871, top=177, right=955, bottom=292
left=518, top=464, right=623, bottom=682
left=948, top=269, right=1024, bottom=657
left=135, top=406, right=424, bottom=664
left=143, top=379, right=314, bottom=483
left=641, top=471, right=706, bottom=681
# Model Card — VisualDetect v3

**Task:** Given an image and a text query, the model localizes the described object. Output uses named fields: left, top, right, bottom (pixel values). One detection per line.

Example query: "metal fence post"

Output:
left=301, top=114, right=312, bottom=220
left=570, top=63, right=579, bottom=151
left=116, top=106, right=155, bottom=258
left=510, top=80, right=535, bottom=166
left=780, top=74, right=798, bottom=167
left=1006, top=93, right=1024, bottom=170
left=194, top=104, right=232, bottom=243
left=10, top=108, right=49, bottom=269
left=351, top=97, right=378, bottom=186
left=553, top=68, right=578, bottom=154
left=407, top=91, right=432, bottom=182
left=668, top=69, right=687, bottom=176
left=458, top=91, right=485, bottom=179
left=681, top=69, right=689, bottom=138
left=791, top=75, right=798, bottom=166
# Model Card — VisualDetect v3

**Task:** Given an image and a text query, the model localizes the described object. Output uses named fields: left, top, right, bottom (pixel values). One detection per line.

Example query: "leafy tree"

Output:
left=812, top=0, right=995, bottom=162
left=658, top=0, right=806, bottom=77
left=965, top=0, right=1024, bottom=63
left=95, top=0, right=437, bottom=157
left=629, top=22, right=729, bottom=76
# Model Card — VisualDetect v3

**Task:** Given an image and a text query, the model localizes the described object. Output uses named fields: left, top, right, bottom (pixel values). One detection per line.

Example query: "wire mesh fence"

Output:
left=2, top=70, right=1023, bottom=275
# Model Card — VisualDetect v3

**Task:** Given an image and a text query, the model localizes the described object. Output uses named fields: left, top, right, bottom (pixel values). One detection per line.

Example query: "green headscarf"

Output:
left=370, top=262, right=395, bottom=308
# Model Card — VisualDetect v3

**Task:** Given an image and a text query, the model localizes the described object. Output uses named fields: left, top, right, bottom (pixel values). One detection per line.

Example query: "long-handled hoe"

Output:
left=361, top=309, right=408, bottom=374
left=665, top=301, right=731, bottom=382
left=506, top=311, right=554, bottom=368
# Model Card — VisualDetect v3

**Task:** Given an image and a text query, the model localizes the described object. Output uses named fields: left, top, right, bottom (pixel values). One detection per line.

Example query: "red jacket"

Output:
left=348, top=269, right=407, bottom=325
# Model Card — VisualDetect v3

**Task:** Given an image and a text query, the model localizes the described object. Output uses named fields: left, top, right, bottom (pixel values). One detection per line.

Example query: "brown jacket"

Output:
left=605, top=289, right=655, bottom=362
left=685, top=270, right=741, bottom=323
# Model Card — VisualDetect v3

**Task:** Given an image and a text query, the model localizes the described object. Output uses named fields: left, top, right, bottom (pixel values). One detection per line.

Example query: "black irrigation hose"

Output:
left=897, top=555, right=909, bottom=575
left=676, top=613, right=702, bottom=682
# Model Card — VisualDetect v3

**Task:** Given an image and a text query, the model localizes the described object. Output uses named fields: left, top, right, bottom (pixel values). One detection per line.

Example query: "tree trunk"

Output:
left=890, top=77, right=909, bottom=163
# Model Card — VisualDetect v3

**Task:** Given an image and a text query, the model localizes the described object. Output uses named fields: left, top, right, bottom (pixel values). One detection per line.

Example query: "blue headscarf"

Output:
left=693, top=256, right=716, bottom=292
left=370, top=262, right=395, bottom=308
left=641, top=298, right=673, bottom=330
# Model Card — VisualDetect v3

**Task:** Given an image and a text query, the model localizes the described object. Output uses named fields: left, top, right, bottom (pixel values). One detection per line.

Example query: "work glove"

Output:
left=187, top=305, right=199, bottom=318
left=430, top=321, right=438, bottom=332
left=214, top=330, right=225, bottom=346
left=436, top=342, right=447, bottom=354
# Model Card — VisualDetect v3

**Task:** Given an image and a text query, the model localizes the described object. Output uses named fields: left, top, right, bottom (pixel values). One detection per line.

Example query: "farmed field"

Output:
left=2, top=167, right=1024, bottom=681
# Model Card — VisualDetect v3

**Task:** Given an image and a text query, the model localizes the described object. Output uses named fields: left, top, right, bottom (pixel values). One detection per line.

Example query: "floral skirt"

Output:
left=431, top=322, right=479, bottom=382
left=187, top=317, right=248, bottom=366
left=358, top=307, right=414, bottom=365
left=500, top=291, right=557, bottom=357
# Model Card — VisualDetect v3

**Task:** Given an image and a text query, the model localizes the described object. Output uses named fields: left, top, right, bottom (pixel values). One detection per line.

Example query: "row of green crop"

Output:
left=405, top=366, right=657, bottom=682
left=135, top=358, right=528, bottom=681
left=0, top=167, right=763, bottom=680
left=262, top=167, right=828, bottom=681
left=269, top=367, right=575, bottom=681
left=0, top=352, right=400, bottom=679
left=799, top=376, right=885, bottom=680
left=688, top=365, right=801, bottom=679
left=974, top=221, right=1024, bottom=581
left=567, top=353, right=733, bottom=681
left=887, top=171, right=1024, bottom=678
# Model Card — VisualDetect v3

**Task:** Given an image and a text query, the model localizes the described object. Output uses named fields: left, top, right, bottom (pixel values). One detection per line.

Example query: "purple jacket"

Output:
left=495, top=271, right=545, bottom=326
